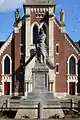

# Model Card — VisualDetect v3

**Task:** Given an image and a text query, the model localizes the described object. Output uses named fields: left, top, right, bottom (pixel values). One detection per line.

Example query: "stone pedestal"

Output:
left=15, top=63, right=64, bottom=119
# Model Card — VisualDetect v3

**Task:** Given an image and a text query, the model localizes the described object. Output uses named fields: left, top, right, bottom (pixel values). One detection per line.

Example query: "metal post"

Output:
left=7, top=99, right=10, bottom=108
left=6, top=100, right=8, bottom=109
left=70, top=99, right=72, bottom=109
left=38, top=102, right=43, bottom=120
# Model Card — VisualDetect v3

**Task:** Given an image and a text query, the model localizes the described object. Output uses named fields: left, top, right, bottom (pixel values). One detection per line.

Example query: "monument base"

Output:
left=15, top=63, right=64, bottom=119
left=15, top=100, right=64, bottom=119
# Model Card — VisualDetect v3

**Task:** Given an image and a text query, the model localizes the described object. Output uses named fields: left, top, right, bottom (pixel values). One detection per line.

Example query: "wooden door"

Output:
left=4, top=82, right=10, bottom=95
left=69, top=82, right=75, bottom=95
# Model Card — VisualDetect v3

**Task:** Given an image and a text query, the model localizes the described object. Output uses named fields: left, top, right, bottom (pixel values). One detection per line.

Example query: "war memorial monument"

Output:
left=15, top=28, right=64, bottom=119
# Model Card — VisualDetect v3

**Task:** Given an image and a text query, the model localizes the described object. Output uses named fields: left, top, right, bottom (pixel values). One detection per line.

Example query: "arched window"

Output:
left=69, top=56, right=76, bottom=74
left=33, top=24, right=38, bottom=44
left=4, top=56, right=10, bottom=74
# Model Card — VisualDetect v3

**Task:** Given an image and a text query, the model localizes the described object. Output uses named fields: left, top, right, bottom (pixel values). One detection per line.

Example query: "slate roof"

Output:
left=0, top=41, right=5, bottom=48
left=65, top=33, right=80, bottom=53
left=74, top=41, right=80, bottom=52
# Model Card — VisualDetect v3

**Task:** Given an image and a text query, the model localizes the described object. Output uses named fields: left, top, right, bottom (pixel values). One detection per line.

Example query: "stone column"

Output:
left=32, top=72, right=35, bottom=90
left=49, top=7, right=55, bottom=92
left=14, top=26, right=19, bottom=96
left=49, top=10, right=54, bottom=58
left=50, top=82, right=51, bottom=92
left=30, top=82, right=32, bottom=91
left=67, top=81, right=69, bottom=95
left=28, top=83, right=31, bottom=92
left=25, top=7, right=31, bottom=91
left=75, top=82, right=78, bottom=95
left=25, top=83, right=27, bottom=96
left=25, top=7, right=31, bottom=57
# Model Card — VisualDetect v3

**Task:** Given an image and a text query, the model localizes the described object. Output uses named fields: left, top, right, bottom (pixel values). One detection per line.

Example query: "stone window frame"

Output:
left=67, top=54, right=78, bottom=76
left=1, top=54, right=12, bottom=75
left=31, top=22, right=48, bottom=45
left=31, top=22, right=39, bottom=45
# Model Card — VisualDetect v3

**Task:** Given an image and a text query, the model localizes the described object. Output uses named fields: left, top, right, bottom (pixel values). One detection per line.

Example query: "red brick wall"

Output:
left=14, top=32, right=21, bottom=69
left=0, top=21, right=25, bottom=95
left=0, top=39, right=12, bottom=82
left=13, top=22, right=25, bottom=95
left=31, top=10, right=49, bottom=25
left=78, top=55, right=80, bottom=93
left=54, top=23, right=78, bottom=93
left=0, top=9, right=79, bottom=95
left=30, top=10, right=79, bottom=94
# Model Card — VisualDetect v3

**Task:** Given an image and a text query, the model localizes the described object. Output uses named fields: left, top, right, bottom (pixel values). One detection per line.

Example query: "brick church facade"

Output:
left=0, top=0, right=80, bottom=97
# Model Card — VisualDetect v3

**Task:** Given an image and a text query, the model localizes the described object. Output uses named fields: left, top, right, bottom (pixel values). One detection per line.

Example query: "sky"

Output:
left=0, top=0, right=80, bottom=41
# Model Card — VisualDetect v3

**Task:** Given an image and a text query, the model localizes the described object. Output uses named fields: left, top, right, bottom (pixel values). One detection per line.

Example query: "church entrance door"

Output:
left=4, top=82, right=10, bottom=95
left=69, top=82, right=75, bottom=95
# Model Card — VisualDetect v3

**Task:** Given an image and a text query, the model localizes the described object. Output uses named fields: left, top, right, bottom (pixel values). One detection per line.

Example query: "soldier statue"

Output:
left=35, top=28, right=47, bottom=63
left=35, top=28, right=55, bottom=69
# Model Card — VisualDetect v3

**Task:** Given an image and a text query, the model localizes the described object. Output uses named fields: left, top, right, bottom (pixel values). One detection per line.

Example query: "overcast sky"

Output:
left=0, top=0, right=80, bottom=41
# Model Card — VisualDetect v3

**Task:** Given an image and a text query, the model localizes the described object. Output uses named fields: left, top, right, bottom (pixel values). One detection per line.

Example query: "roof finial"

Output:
left=14, top=9, right=20, bottom=27
left=60, top=8, right=65, bottom=33
left=60, top=8, right=65, bottom=25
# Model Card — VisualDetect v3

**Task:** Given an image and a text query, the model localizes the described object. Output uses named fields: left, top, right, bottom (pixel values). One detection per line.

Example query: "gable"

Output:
left=0, top=32, right=13, bottom=56
left=54, top=17, right=80, bottom=55
left=64, top=33, right=80, bottom=54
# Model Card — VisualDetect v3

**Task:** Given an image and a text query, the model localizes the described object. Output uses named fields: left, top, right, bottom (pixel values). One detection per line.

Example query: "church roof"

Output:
left=0, top=41, right=5, bottom=48
left=65, top=33, right=80, bottom=53
left=25, top=0, right=55, bottom=6
left=74, top=41, right=80, bottom=51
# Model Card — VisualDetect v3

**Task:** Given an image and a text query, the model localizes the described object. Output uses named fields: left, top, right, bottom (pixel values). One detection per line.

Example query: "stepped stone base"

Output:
left=15, top=63, right=64, bottom=119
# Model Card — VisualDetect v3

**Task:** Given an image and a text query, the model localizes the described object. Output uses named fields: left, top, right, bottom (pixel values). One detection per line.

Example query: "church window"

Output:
left=33, top=24, right=38, bottom=44
left=69, top=56, right=76, bottom=74
left=4, top=56, right=10, bottom=74
left=56, top=44, right=59, bottom=54
left=21, top=45, right=23, bottom=53
left=56, top=63, right=59, bottom=74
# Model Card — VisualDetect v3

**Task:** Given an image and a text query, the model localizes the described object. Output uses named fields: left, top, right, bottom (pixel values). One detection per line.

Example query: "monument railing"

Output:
left=1, top=99, right=79, bottom=110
